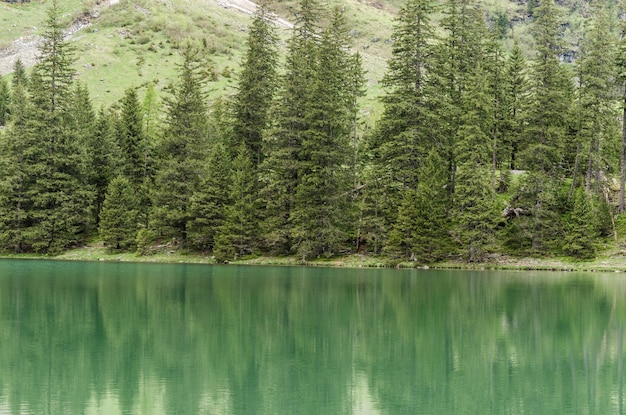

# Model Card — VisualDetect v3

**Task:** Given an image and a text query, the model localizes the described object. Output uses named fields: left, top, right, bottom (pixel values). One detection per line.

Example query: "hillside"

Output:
left=0, top=0, right=592, bottom=110
left=0, top=0, right=397, bottom=111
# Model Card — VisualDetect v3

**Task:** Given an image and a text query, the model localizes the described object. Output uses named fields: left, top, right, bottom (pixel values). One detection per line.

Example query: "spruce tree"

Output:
left=99, top=176, right=139, bottom=251
left=562, top=188, right=597, bottom=259
left=290, top=7, right=360, bottom=259
left=213, top=145, right=259, bottom=262
left=11, top=59, right=28, bottom=90
left=0, top=81, right=30, bottom=252
left=575, top=4, right=617, bottom=194
left=150, top=44, right=209, bottom=247
left=385, top=148, right=451, bottom=262
left=260, top=0, right=322, bottom=254
left=188, top=142, right=232, bottom=251
left=117, top=87, right=147, bottom=186
left=232, top=3, right=279, bottom=166
left=12, top=0, right=93, bottom=253
left=522, top=0, right=573, bottom=173
left=364, top=0, right=437, bottom=250
left=0, top=79, right=9, bottom=126
left=85, top=107, right=118, bottom=227
left=452, top=66, right=497, bottom=262
left=504, top=40, right=529, bottom=171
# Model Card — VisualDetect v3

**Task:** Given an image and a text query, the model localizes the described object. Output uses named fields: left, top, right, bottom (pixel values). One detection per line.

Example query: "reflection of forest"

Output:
left=0, top=261, right=624, bottom=414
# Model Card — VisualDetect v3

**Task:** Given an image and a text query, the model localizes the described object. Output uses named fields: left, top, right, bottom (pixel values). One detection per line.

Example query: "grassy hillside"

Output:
left=0, top=0, right=594, bottom=111
left=0, top=0, right=397, bottom=113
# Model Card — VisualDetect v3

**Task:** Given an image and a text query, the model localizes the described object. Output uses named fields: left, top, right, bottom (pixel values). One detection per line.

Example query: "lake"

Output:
left=0, top=260, right=624, bottom=414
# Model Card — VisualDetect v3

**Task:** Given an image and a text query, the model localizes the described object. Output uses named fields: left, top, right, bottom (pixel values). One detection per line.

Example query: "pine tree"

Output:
left=85, top=107, right=118, bottom=227
left=290, top=7, right=360, bottom=259
left=452, top=66, right=497, bottom=261
left=188, top=142, right=232, bottom=251
left=364, top=0, right=437, bottom=250
left=504, top=39, right=529, bottom=171
left=11, top=59, right=28, bottom=90
left=0, top=81, right=30, bottom=252
left=150, top=44, right=210, bottom=247
left=522, top=0, right=573, bottom=173
left=562, top=188, right=597, bottom=259
left=575, top=4, right=618, bottom=195
left=232, top=3, right=279, bottom=166
left=12, top=0, right=93, bottom=253
left=117, top=87, right=146, bottom=186
left=0, top=79, right=9, bottom=126
left=99, top=176, right=139, bottom=251
left=260, top=0, right=322, bottom=254
left=385, top=148, right=451, bottom=262
left=434, top=0, right=489, bottom=192
left=213, top=145, right=259, bottom=262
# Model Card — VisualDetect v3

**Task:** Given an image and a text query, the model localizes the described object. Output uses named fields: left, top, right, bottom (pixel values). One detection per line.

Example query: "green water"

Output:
left=0, top=260, right=625, bottom=414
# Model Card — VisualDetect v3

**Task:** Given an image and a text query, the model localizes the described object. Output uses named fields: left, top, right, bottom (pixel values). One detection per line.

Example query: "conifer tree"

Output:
left=11, top=59, right=27, bottom=90
left=575, top=4, right=617, bottom=194
left=523, top=0, right=573, bottom=173
left=385, top=148, right=451, bottom=262
left=188, top=142, right=232, bottom=251
left=504, top=40, right=529, bottom=170
left=232, top=3, right=279, bottom=166
left=452, top=66, right=497, bottom=261
left=0, top=79, right=9, bottom=126
left=85, top=107, right=118, bottom=227
left=0, top=81, right=30, bottom=252
left=150, top=44, right=209, bottom=247
left=117, top=87, right=146, bottom=186
left=213, top=145, right=259, bottom=262
left=563, top=188, right=597, bottom=259
left=290, top=7, right=360, bottom=259
left=364, top=0, right=436, bottom=249
left=10, top=0, right=93, bottom=253
left=435, top=0, right=488, bottom=191
left=260, top=0, right=322, bottom=254
left=99, top=176, right=139, bottom=251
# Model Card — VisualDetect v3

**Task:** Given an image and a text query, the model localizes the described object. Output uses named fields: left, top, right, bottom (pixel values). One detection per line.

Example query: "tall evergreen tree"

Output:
left=562, top=188, right=597, bottom=259
left=290, top=7, right=360, bottom=259
left=452, top=66, right=497, bottom=261
left=188, top=142, right=232, bottom=251
left=0, top=79, right=9, bottom=126
left=435, top=0, right=488, bottom=192
left=0, top=81, right=30, bottom=252
left=3, top=0, right=94, bottom=253
left=99, top=176, right=139, bottom=251
left=575, top=4, right=618, bottom=195
left=364, top=0, right=436, bottom=250
left=213, top=145, right=259, bottom=262
left=618, top=0, right=626, bottom=212
left=385, top=148, right=451, bottom=262
left=260, top=0, right=322, bottom=254
left=522, top=0, right=573, bottom=173
left=150, top=44, right=210, bottom=247
left=117, top=87, right=146, bottom=186
left=11, top=59, right=28, bottom=90
left=504, top=39, right=529, bottom=171
left=231, top=3, right=279, bottom=166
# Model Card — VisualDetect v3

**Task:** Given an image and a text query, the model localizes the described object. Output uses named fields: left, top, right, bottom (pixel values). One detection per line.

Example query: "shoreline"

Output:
left=3, top=245, right=626, bottom=273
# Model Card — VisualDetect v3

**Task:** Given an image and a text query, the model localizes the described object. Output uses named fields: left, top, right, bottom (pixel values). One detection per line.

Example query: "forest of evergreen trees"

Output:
left=1, top=0, right=626, bottom=263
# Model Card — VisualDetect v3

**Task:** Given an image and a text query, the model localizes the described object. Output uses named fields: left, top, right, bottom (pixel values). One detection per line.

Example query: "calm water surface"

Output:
left=0, top=260, right=624, bottom=414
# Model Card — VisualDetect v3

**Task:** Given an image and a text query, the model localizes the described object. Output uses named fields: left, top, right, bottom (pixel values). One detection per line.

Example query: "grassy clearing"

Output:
left=0, top=0, right=85, bottom=42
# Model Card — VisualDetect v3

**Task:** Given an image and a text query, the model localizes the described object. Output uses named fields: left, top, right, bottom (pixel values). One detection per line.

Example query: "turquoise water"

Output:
left=0, top=260, right=624, bottom=414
